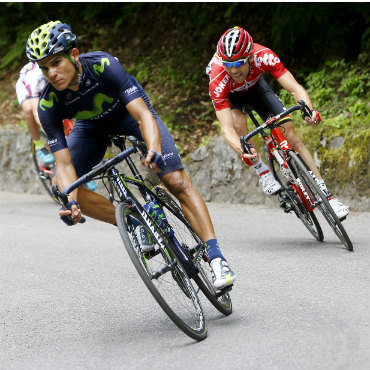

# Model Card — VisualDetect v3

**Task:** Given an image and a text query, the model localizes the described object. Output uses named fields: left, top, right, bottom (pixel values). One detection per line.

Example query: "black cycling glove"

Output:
left=149, top=151, right=166, bottom=170
left=60, top=200, right=85, bottom=226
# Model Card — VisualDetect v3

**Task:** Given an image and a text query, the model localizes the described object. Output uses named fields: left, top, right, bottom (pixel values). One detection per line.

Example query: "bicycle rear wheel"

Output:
left=153, top=187, right=232, bottom=316
left=115, top=201, right=207, bottom=341
left=288, top=152, right=353, bottom=251
left=268, top=149, right=323, bottom=242
left=31, top=131, right=57, bottom=202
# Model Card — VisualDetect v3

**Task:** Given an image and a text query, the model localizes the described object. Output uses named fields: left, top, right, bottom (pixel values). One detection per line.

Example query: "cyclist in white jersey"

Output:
left=16, top=62, right=54, bottom=164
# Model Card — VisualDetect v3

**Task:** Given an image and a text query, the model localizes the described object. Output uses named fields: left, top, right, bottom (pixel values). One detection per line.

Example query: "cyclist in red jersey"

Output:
left=206, top=26, right=349, bottom=220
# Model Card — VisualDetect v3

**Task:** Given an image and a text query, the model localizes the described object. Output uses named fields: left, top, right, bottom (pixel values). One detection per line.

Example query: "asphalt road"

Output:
left=1, top=191, right=369, bottom=370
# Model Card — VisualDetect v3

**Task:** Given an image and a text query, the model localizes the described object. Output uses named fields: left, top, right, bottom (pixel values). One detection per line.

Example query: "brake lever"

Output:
left=240, top=136, right=254, bottom=155
left=127, top=136, right=154, bottom=170
left=298, top=99, right=317, bottom=124
left=52, top=184, right=68, bottom=207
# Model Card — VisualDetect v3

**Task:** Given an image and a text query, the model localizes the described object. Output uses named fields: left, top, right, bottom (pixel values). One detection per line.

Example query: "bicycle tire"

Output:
left=31, top=131, right=57, bottom=202
left=115, top=201, right=207, bottom=341
left=288, top=152, right=353, bottom=251
left=268, top=150, right=324, bottom=242
left=153, top=187, right=232, bottom=316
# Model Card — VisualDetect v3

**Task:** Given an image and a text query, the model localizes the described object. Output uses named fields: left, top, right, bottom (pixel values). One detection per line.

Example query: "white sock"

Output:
left=253, top=158, right=270, bottom=176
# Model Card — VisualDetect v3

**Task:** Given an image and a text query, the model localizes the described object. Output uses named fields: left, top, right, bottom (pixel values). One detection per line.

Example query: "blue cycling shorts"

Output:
left=66, top=111, right=182, bottom=178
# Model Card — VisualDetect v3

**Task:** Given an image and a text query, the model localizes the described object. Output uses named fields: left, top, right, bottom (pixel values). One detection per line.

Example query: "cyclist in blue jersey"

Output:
left=25, top=21, right=235, bottom=289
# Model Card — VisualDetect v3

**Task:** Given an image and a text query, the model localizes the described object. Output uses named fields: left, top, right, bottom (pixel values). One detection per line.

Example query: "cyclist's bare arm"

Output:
left=277, top=72, right=319, bottom=126
left=126, top=97, right=162, bottom=172
left=216, top=108, right=257, bottom=159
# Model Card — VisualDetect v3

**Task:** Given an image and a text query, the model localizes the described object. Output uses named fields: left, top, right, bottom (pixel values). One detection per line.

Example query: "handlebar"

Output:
left=241, top=100, right=312, bottom=154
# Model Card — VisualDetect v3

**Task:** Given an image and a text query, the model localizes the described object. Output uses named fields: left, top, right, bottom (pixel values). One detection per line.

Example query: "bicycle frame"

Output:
left=112, top=172, right=203, bottom=279
left=243, top=102, right=320, bottom=212
left=53, top=136, right=203, bottom=279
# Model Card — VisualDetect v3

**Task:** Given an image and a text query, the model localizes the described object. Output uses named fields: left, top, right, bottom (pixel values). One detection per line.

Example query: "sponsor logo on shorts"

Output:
left=48, top=138, right=58, bottom=147
left=163, top=152, right=174, bottom=160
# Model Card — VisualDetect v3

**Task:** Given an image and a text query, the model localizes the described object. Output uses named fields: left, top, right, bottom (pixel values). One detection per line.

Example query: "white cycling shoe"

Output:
left=329, top=197, right=349, bottom=221
left=259, top=171, right=282, bottom=195
left=210, top=258, right=236, bottom=289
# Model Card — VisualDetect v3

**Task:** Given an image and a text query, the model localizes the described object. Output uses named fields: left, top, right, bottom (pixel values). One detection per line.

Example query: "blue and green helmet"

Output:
left=26, top=21, right=77, bottom=62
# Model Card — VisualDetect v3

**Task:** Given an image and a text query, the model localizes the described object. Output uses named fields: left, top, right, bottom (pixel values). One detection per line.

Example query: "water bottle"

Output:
left=143, top=201, right=174, bottom=236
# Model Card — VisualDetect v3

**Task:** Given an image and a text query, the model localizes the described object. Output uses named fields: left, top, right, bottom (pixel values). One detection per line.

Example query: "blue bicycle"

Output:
left=52, top=136, right=232, bottom=341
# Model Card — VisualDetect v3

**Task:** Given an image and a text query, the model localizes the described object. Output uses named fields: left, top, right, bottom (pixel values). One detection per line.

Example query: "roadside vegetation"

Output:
left=0, top=3, right=369, bottom=194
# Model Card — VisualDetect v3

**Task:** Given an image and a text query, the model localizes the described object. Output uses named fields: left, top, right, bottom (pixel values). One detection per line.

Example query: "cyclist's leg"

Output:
left=116, top=112, right=217, bottom=243
left=231, top=108, right=260, bottom=150
left=21, top=98, right=41, bottom=141
left=279, top=120, right=322, bottom=179
left=16, top=78, right=41, bottom=141
left=229, top=84, right=281, bottom=194
left=150, top=115, right=235, bottom=288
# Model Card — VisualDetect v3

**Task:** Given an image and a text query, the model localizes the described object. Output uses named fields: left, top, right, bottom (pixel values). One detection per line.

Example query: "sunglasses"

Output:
left=222, top=57, right=249, bottom=69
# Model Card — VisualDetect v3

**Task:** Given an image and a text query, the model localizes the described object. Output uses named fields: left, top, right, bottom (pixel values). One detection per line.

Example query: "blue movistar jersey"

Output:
left=38, top=51, right=153, bottom=152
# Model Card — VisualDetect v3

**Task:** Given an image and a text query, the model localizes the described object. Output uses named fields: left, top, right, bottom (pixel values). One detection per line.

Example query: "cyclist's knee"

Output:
left=285, top=132, right=303, bottom=150
left=162, top=170, right=194, bottom=199
left=232, top=109, right=248, bottom=136
left=23, top=106, right=34, bottom=119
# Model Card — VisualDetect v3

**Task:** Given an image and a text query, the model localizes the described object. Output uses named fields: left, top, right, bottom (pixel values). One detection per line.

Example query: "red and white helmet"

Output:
left=217, top=26, right=253, bottom=60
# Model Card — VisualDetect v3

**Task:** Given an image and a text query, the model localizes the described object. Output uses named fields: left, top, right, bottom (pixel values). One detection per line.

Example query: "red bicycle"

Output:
left=241, top=100, right=353, bottom=251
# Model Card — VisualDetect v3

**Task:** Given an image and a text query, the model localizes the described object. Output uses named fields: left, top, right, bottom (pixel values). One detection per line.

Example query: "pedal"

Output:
left=279, top=193, right=293, bottom=213
left=279, top=200, right=291, bottom=213
left=215, top=284, right=233, bottom=297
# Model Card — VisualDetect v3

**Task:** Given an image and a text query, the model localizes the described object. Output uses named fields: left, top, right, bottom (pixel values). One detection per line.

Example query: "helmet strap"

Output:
left=62, top=52, right=82, bottom=87
left=246, top=55, right=253, bottom=78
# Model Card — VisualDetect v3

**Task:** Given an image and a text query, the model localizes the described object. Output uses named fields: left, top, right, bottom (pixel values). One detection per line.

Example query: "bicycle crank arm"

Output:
left=149, top=260, right=177, bottom=280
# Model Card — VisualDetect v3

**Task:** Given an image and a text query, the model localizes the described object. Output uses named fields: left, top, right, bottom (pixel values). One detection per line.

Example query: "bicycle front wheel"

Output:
left=115, top=201, right=207, bottom=341
left=268, top=149, right=323, bottom=242
left=288, top=152, right=353, bottom=251
left=31, top=131, right=56, bottom=202
left=153, top=187, right=232, bottom=316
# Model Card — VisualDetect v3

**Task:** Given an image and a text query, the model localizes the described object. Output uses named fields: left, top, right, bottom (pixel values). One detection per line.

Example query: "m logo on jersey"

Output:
left=93, top=58, right=110, bottom=76
left=254, top=54, right=280, bottom=68
left=74, top=93, right=114, bottom=119
left=214, top=74, right=230, bottom=98
left=39, top=92, right=59, bottom=111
